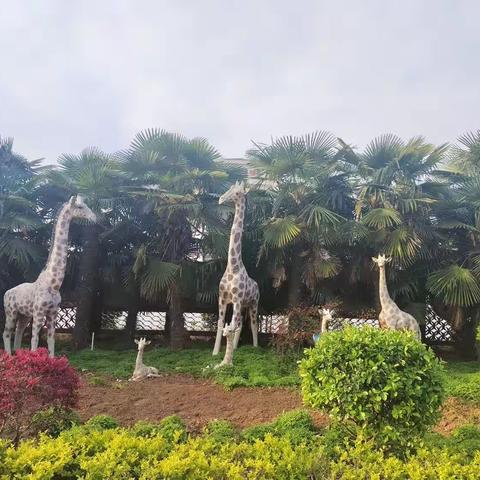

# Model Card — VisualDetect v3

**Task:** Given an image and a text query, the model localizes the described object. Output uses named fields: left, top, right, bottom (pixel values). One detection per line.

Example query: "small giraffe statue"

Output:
left=320, top=308, right=333, bottom=333
left=215, top=323, right=236, bottom=368
left=3, top=195, right=96, bottom=357
left=372, top=254, right=421, bottom=339
left=130, top=338, right=160, bottom=381
left=213, top=181, right=260, bottom=356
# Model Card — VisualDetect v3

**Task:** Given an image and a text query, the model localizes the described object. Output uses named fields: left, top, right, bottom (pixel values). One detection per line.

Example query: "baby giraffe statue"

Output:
left=130, top=338, right=161, bottom=381
left=320, top=308, right=334, bottom=334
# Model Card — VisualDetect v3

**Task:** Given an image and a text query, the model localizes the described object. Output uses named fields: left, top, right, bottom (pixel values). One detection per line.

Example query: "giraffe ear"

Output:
left=145, top=340, right=151, bottom=345
left=134, top=339, right=139, bottom=345
left=69, top=195, right=77, bottom=206
left=372, top=257, right=378, bottom=263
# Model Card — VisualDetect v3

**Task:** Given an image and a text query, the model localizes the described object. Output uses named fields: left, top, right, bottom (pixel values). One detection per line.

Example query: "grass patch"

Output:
left=442, top=361, right=480, bottom=401
left=66, top=344, right=480, bottom=397
left=66, top=345, right=299, bottom=389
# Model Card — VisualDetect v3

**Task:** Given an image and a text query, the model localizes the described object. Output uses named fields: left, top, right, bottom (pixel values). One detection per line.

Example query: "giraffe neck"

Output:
left=38, top=204, right=73, bottom=289
left=135, top=348, right=144, bottom=368
left=379, top=266, right=395, bottom=309
left=223, top=332, right=234, bottom=364
left=227, top=195, right=245, bottom=271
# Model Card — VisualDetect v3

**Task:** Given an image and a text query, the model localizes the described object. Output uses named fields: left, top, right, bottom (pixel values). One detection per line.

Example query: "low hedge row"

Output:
left=1, top=413, right=480, bottom=479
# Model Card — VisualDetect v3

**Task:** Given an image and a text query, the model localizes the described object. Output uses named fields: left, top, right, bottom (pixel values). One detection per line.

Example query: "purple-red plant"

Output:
left=0, top=348, right=80, bottom=443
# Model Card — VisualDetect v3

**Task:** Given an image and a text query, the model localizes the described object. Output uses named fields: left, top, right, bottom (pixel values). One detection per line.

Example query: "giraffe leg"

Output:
left=249, top=303, right=258, bottom=348
left=2, top=309, right=17, bottom=355
left=13, top=315, right=30, bottom=351
left=46, top=311, right=57, bottom=357
left=213, top=299, right=227, bottom=356
left=30, top=313, right=45, bottom=352
left=232, top=303, right=242, bottom=350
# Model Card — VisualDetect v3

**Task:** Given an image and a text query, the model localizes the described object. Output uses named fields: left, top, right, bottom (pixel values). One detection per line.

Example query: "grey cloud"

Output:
left=0, top=0, right=478, bottom=162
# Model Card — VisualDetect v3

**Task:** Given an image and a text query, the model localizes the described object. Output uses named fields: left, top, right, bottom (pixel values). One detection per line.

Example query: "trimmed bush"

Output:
left=0, top=348, right=80, bottom=443
left=204, top=420, right=238, bottom=443
left=300, top=326, right=445, bottom=453
left=85, top=415, right=119, bottom=430
left=31, top=407, right=81, bottom=437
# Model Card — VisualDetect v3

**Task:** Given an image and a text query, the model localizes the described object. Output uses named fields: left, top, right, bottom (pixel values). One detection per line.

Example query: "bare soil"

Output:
left=78, top=374, right=328, bottom=431
left=78, top=374, right=479, bottom=435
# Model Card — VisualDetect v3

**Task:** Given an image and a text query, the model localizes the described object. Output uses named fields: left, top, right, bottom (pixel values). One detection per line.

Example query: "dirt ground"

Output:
left=78, top=374, right=479, bottom=434
left=78, top=374, right=328, bottom=431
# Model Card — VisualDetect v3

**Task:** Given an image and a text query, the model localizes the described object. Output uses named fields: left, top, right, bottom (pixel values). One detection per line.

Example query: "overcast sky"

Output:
left=1, top=0, right=479, bottom=163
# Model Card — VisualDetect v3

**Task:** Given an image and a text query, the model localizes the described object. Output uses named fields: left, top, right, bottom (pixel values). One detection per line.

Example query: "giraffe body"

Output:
left=130, top=338, right=160, bottom=381
left=213, top=182, right=259, bottom=356
left=372, top=254, right=421, bottom=340
left=2, top=196, right=96, bottom=357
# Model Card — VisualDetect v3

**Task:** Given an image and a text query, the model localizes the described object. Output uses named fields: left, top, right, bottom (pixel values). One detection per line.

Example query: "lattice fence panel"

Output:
left=55, top=307, right=77, bottom=330
left=424, top=305, right=454, bottom=343
left=101, top=311, right=127, bottom=330
left=328, top=318, right=379, bottom=331
left=258, top=314, right=288, bottom=334
left=136, top=312, right=166, bottom=330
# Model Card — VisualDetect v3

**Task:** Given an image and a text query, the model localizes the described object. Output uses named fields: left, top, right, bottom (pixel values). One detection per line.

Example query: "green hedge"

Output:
left=1, top=414, right=480, bottom=479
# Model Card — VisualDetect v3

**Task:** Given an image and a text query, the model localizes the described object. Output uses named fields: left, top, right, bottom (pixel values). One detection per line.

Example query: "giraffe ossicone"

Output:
left=372, top=254, right=421, bottom=340
left=213, top=181, right=260, bottom=356
left=2, top=195, right=97, bottom=357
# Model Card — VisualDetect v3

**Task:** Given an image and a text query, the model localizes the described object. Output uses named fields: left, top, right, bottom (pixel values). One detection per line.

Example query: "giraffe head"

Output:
left=134, top=337, right=151, bottom=350
left=219, top=181, right=247, bottom=205
left=68, top=195, right=97, bottom=222
left=320, top=308, right=334, bottom=321
left=372, top=254, right=391, bottom=268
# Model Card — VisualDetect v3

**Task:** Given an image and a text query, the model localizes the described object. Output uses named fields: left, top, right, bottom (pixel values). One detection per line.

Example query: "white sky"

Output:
left=1, top=0, right=479, bottom=162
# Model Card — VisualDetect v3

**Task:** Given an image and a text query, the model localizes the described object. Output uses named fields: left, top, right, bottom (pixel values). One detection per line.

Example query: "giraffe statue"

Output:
left=130, top=338, right=161, bottom=381
left=215, top=323, right=235, bottom=368
left=2, top=195, right=96, bottom=357
left=372, top=254, right=421, bottom=339
left=320, top=308, right=333, bottom=333
left=213, top=181, right=260, bottom=356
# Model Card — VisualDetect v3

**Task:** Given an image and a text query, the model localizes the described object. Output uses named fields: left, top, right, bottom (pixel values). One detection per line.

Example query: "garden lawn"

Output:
left=67, top=345, right=480, bottom=398
left=67, top=346, right=299, bottom=389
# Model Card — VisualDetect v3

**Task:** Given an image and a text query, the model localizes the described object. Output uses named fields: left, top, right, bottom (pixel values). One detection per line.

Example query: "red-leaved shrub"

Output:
left=0, top=348, right=80, bottom=443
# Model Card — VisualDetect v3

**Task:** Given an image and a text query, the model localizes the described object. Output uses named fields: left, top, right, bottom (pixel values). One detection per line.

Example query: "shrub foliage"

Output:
left=299, top=326, right=445, bottom=453
left=0, top=348, right=80, bottom=443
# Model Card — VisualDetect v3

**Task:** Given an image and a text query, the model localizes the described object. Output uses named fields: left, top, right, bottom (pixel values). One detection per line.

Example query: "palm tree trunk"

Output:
left=124, top=286, right=140, bottom=344
left=455, top=309, right=479, bottom=360
left=73, top=227, right=100, bottom=350
left=168, top=284, right=186, bottom=350
left=287, top=256, right=302, bottom=307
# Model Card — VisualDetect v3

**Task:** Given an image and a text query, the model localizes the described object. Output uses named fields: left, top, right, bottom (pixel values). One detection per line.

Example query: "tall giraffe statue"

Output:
left=213, top=181, right=259, bottom=356
left=372, top=254, right=421, bottom=339
left=3, top=196, right=96, bottom=357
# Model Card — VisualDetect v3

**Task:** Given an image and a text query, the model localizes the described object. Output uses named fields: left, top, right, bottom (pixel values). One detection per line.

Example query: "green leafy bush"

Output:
left=204, top=420, right=238, bottom=443
left=85, top=414, right=119, bottom=430
left=2, top=420, right=480, bottom=479
left=242, top=410, right=317, bottom=446
left=31, top=407, right=81, bottom=437
left=300, top=326, right=445, bottom=454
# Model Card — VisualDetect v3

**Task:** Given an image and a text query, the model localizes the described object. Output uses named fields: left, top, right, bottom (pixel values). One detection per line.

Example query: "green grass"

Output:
left=66, top=344, right=480, bottom=397
left=441, top=361, right=480, bottom=402
left=66, top=345, right=299, bottom=389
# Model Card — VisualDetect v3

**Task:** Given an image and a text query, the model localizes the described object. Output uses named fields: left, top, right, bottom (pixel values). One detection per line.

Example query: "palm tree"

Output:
left=0, top=137, right=45, bottom=332
left=44, top=148, right=124, bottom=349
left=338, top=135, right=449, bottom=316
left=119, top=129, right=242, bottom=349
left=425, top=131, right=480, bottom=358
left=247, top=132, right=354, bottom=306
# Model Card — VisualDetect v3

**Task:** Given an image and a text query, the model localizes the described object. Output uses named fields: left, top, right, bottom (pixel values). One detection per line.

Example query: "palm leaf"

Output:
left=263, top=216, right=301, bottom=248
left=361, top=208, right=402, bottom=229
left=427, top=265, right=480, bottom=307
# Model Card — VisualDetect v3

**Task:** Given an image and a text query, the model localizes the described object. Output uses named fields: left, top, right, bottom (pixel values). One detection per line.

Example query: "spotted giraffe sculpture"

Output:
left=372, top=254, right=421, bottom=339
left=320, top=308, right=333, bottom=333
left=130, top=338, right=161, bottom=381
left=3, top=196, right=96, bottom=357
left=213, top=181, right=260, bottom=356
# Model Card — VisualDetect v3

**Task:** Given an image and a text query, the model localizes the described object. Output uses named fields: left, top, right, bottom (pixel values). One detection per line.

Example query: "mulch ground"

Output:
left=77, top=374, right=479, bottom=434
